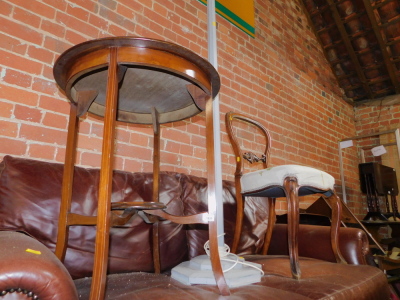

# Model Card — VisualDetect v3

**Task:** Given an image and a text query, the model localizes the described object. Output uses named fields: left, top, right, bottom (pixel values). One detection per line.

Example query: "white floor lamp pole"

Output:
left=170, top=1, right=262, bottom=288
left=207, top=0, right=225, bottom=247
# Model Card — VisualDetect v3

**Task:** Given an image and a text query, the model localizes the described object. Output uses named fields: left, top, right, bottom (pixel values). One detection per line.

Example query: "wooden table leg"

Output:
left=205, top=95, right=229, bottom=296
left=90, top=47, right=119, bottom=300
left=151, top=107, right=161, bottom=274
left=55, top=103, right=79, bottom=261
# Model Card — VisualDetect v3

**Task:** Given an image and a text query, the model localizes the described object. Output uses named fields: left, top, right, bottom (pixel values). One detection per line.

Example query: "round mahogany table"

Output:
left=54, top=37, right=220, bottom=124
left=53, top=37, right=228, bottom=299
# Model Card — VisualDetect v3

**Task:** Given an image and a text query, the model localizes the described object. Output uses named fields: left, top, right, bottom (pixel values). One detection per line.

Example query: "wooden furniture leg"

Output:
left=392, top=194, right=399, bottom=220
left=90, top=47, right=119, bottom=300
left=326, top=191, right=347, bottom=264
left=55, top=103, right=79, bottom=261
left=284, top=178, right=345, bottom=280
left=231, top=186, right=243, bottom=253
left=261, top=198, right=276, bottom=255
left=151, top=107, right=161, bottom=274
left=284, top=177, right=301, bottom=280
left=205, top=95, right=230, bottom=296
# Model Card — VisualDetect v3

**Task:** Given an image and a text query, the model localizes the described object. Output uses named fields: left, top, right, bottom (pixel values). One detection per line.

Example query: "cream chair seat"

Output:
left=241, top=165, right=335, bottom=197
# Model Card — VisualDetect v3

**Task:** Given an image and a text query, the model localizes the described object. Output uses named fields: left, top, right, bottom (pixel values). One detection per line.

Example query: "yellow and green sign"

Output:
left=199, top=0, right=255, bottom=37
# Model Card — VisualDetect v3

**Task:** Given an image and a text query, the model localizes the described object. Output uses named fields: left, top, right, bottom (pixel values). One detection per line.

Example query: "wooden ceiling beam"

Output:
left=362, top=0, right=400, bottom=94
left=326, top=0, right=374, bottom=98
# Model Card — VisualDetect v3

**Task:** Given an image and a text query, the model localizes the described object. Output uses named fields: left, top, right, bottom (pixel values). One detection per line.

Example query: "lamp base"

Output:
left=171, top=254, right=262, bottom=287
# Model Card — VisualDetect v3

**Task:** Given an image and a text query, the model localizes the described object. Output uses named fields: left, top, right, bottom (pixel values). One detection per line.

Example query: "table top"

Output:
left=53, top=37, right=220, bottom=124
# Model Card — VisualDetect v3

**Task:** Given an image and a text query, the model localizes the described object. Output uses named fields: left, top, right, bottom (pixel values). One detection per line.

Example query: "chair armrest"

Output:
left=268, top=224, right=370, bottom=265
left=0, top=231, right=78, bottom=300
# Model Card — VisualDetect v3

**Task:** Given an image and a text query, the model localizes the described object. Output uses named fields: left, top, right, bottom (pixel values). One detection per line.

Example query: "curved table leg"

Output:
left=205, top=95, right=230, bottom=296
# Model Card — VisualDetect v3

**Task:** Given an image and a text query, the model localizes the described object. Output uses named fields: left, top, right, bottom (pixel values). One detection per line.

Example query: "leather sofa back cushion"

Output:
left=0, top=156, right=187, bottom=278
left=0, top=156, right=270, bottom=278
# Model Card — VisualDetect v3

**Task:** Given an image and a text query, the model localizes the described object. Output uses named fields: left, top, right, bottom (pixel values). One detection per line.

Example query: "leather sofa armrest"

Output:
left=268, top=224, right=370, bottom=265
left=0, top=231, right=78, bottom=300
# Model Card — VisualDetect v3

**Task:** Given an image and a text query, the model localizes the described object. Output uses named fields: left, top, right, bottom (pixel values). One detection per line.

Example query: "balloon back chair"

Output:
left=225, top=111, right=346, bottom=279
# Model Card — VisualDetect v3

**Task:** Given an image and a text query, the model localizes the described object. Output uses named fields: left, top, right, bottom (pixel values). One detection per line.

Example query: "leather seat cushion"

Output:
left=74, top=255, right=389, bottom=300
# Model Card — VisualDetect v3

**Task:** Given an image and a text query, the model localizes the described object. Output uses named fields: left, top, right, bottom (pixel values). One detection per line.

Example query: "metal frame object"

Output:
left=338, top=128, right=400, bottom=204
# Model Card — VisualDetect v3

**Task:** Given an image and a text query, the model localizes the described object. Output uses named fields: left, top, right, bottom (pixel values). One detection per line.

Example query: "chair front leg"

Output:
left=283, top=177, right=301, bottom=280
left=325, top=191, right=347, bottom=264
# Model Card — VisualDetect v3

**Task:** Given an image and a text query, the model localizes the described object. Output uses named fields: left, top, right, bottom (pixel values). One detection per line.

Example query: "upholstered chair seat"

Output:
left=241, top=165, right=335, bottom=198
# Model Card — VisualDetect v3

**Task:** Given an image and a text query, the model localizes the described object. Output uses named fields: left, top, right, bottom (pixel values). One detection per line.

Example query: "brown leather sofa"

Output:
left=0, top=156, right=390, bottom=299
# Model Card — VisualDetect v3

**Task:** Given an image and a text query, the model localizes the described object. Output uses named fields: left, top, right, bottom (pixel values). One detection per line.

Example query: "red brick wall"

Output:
left=0, top=0, right=360, bottom=215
